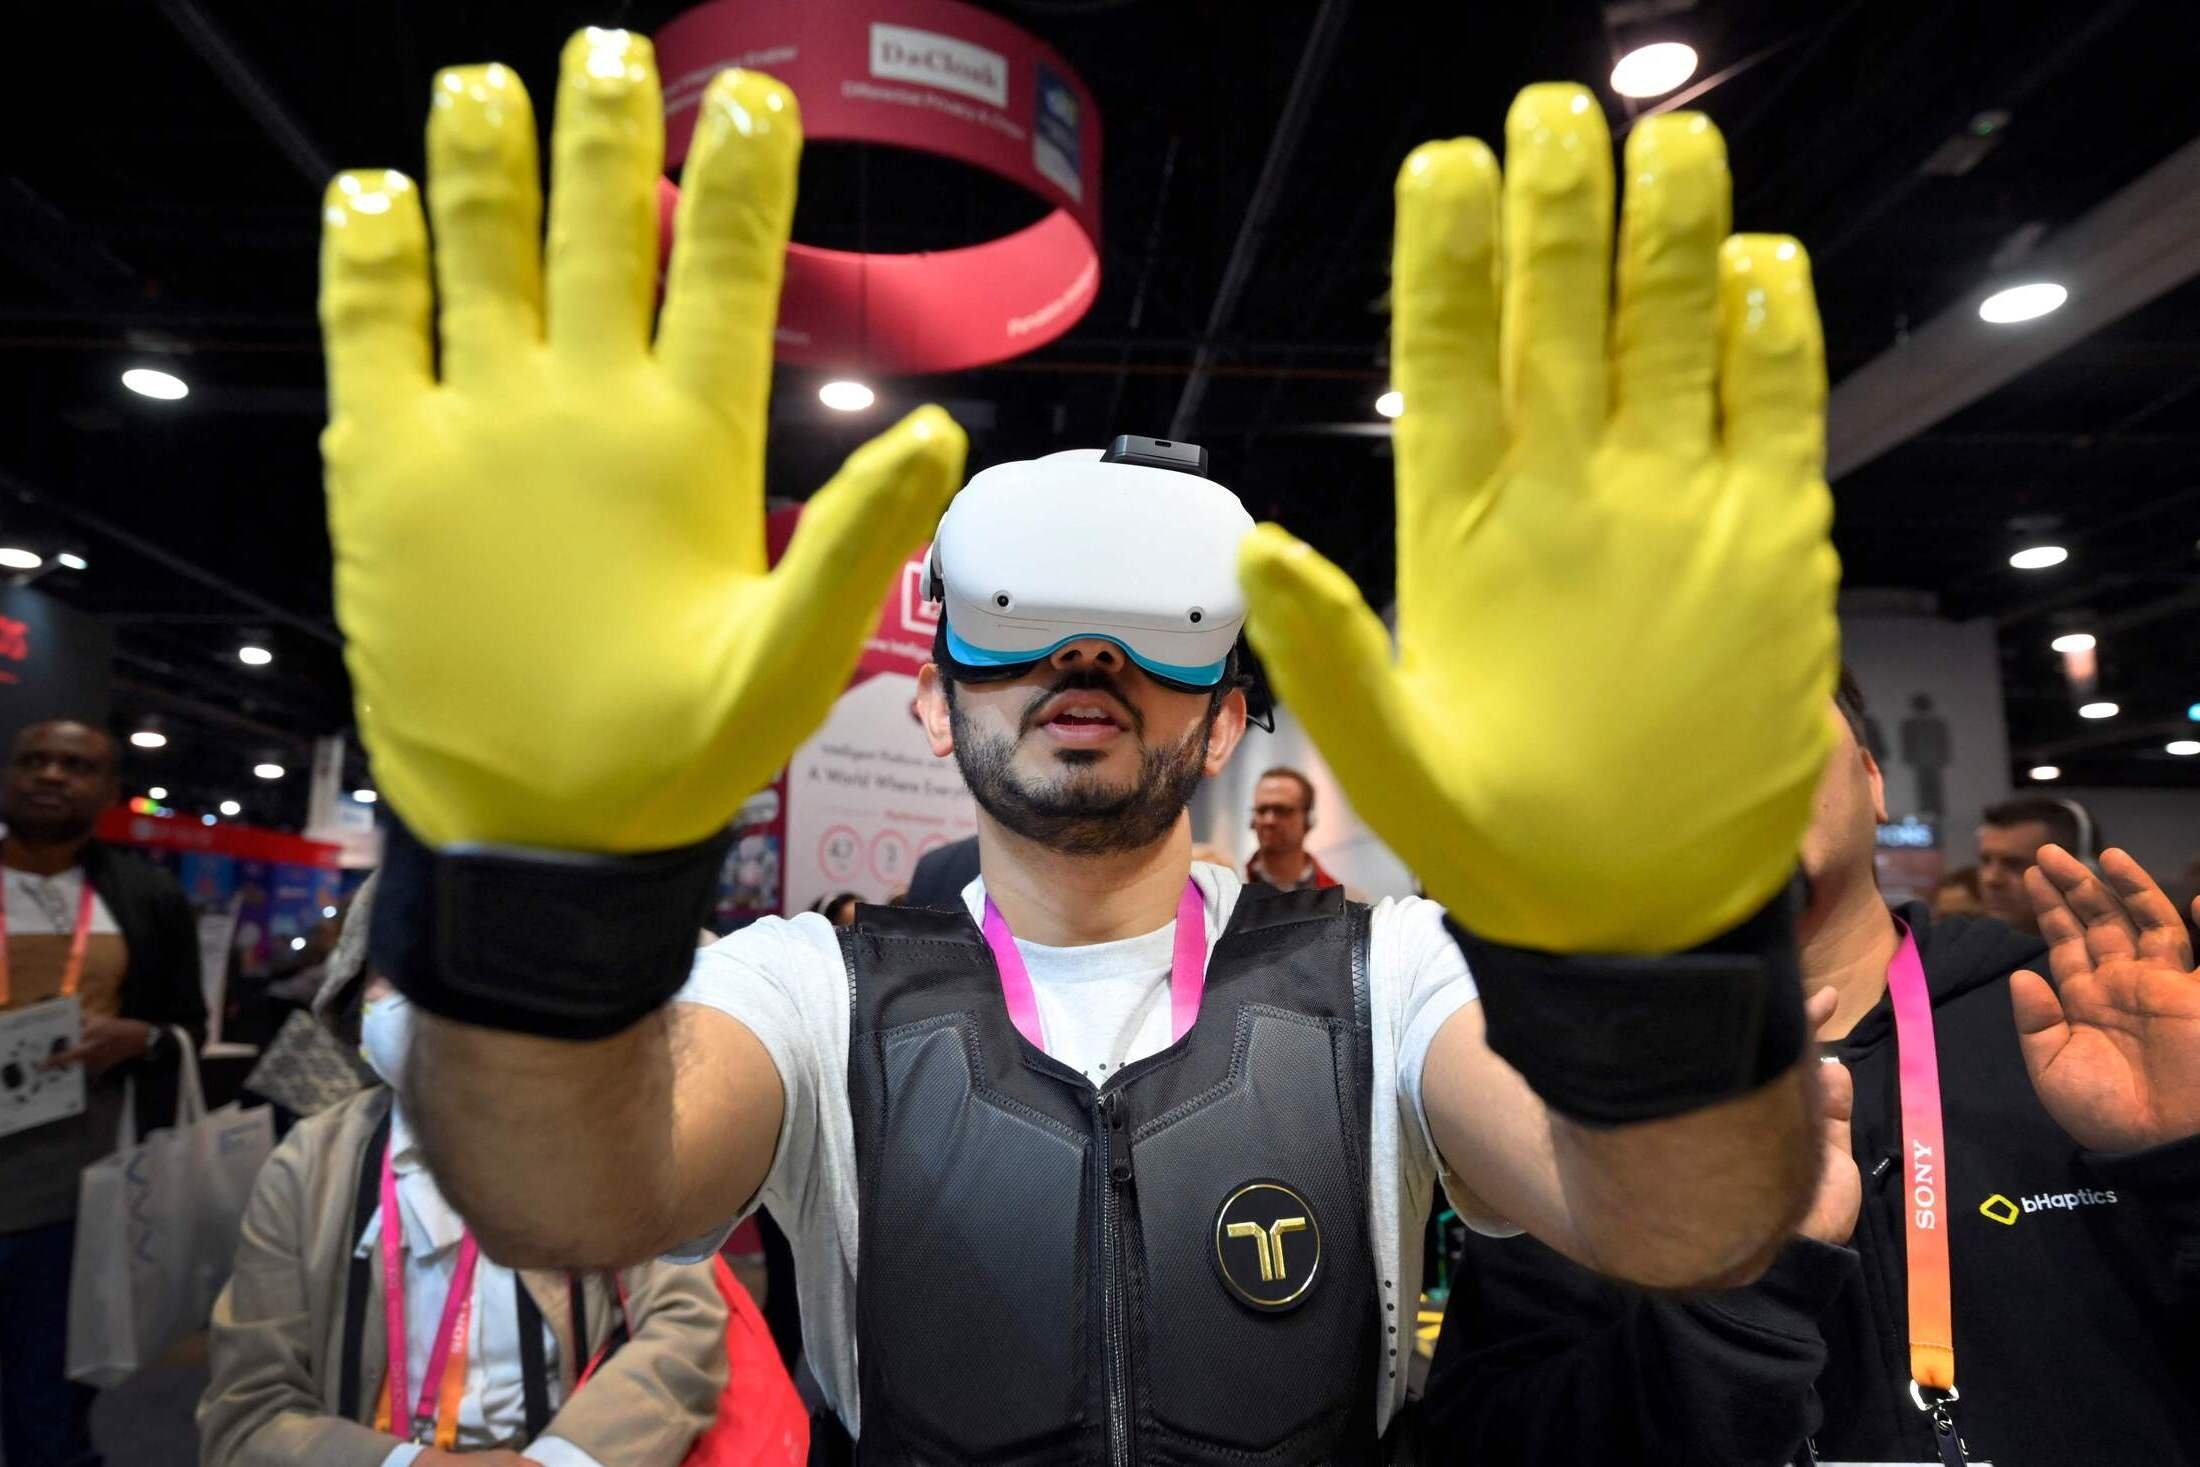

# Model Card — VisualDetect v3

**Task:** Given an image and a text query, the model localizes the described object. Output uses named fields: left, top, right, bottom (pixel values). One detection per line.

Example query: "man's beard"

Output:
left=2, top=804, right=94, bottom=845
left=950, top=674, right=1210, bottom=857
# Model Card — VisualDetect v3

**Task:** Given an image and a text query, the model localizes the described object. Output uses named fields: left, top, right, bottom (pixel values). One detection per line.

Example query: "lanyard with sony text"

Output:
left=376, top=1142, right=480, bottom=1447
left=1886, top=919, right=1969, bottom=1466
left=981, top=878, right=1207, bottom=1056
left=0, top=875, right=98, bottom=1009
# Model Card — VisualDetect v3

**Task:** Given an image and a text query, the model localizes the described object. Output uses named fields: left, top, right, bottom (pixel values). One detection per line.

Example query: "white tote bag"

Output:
left=65, top=1032, right=275, bottom=1388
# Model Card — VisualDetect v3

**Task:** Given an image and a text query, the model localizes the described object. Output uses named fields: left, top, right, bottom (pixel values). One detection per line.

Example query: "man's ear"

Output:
left=916, top=664, right=955, bottom=758
left=1861, top=745, right=1888, bottom=825
left=1203, top=688, right=1248, bottom=777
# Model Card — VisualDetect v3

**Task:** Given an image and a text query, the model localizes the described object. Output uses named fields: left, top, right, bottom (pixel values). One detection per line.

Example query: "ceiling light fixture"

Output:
left=2028, top=765, right=2061, bottom=781
left=238, top=644, right=273, bottom=666
left=201, top=813, right=218, bottom=826
left=2049, top=631, right=2095, bottom=654
left=0, top=548, right=42, bottom=570
left=1610, top=41, right=1698, bottom=99
left=253, top=763, right=285, bottom=780
left=147, top=786, right=168, bottom=800
left=122, top=367, right=190, bottom=400
left=352, top=788, right=378, bottom=804
left=322, top=905, right=339, bottom=919
left=2167, top=740, right=2200, bottom=757
left=56, top=552, right=87, bottom=571
left=819, top=380, right=876, bottom=412
left=2078, top=701, right=2119, bottom=720
left=2009, top=544, right=2068, bottom=570
left=1375, top=389, right=1404, bottom=419
left=218, top=799, right=242, bottom=817
left=1979, top=282, right=2067, bottom=324
left=130, top=729, right=168, bottom=749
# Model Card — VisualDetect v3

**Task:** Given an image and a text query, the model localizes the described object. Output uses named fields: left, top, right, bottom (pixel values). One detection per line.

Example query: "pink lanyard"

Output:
left=0, top=876, right=98, bottom=1008
left=1886, top=919, right=1967, bottom=1457
left=981, top=879, right=1207, bottom=1056
left=379, top=1143, right=481, bottom=1444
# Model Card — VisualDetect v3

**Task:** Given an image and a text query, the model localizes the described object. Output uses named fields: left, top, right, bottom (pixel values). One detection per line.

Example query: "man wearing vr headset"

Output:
left=323, top=33, right=1842, bottom=1464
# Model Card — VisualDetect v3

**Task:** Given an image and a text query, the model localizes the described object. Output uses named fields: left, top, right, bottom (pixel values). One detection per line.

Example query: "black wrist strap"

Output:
left=373, top=811, right=733, bottom=1041
left=1446, top=881, right=1807, bottom=1127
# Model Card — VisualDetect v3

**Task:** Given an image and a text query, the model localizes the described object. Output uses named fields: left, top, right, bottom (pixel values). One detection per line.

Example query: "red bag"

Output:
left=580, top=1256, right=808, bottom=1467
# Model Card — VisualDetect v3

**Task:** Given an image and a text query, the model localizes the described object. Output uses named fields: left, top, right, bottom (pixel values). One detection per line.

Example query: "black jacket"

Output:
left=82, top=838, right=206, bottom=1130
left=1424, top=904, right=2200, bottom=1466
left=900, top=834, right=980, bottom=909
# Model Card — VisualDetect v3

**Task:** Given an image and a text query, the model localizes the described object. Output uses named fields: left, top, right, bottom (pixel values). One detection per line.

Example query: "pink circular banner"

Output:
left=656, top=0, right=1103, bottom=374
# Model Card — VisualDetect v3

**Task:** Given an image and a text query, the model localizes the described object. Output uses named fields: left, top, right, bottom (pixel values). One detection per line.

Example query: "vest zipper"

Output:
left=1098, top=1090, right=1135, bottom=1467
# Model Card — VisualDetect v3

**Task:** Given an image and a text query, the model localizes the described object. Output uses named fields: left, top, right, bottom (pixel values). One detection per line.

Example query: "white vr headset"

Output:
left=926, top=436, right=1256, bottom=692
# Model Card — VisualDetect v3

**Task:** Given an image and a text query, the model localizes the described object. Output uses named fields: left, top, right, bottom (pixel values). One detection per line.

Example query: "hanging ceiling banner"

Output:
left=656, top=0, right=1103, bottom=373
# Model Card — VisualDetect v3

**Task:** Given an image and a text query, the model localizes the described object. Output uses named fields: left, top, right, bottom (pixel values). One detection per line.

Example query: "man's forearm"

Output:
left=407, top=1010, right=680, bottom=1269
left=1555, top=1062, right=1819, bottom=1290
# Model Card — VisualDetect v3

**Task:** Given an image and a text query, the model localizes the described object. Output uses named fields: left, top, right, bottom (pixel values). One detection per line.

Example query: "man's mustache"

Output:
left=1020, top=668, right=1145, bottom=737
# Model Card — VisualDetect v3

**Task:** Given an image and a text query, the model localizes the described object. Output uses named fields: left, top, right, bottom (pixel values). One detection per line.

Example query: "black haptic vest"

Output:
left=842, top=883, right=1381, bottom=1466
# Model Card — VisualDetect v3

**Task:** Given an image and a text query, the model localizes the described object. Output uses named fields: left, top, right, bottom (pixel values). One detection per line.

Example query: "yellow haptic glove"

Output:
left=319, top=32, right=965, bottom=1035
left=1240, top=88, right=1836, bottom=956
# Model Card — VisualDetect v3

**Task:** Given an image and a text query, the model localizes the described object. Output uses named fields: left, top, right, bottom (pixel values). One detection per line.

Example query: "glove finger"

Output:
left=1239, top=524, right=1445, bottom=874
left=656, top=69, right=803, bottom=575
left=1611, top=112, right=1728, bottom=460
left=1500, top=84, right=1613, bottom=473
left=426, top=63, right=544, bottom=389
left=318, top=169, right=432, bottom=423
left=1717, top=233, right=1826, bottom=482
left=1392, top=138, right=1504, bottom=629
left=739, top=406, right=968, bottom=724
left=545, top=29, right=662, bottom=366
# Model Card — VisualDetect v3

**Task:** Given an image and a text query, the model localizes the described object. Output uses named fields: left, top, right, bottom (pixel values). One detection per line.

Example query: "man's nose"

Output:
left=1048, top=637, right=1126, bottom=674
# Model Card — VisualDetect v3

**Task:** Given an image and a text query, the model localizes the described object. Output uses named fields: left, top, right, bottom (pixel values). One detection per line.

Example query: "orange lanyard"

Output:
left=0, top=875, right=97, bottom=1008
left=1887, top=920, right=1968, bottom=1464
left=373, top=1143, right=479, bottom=1448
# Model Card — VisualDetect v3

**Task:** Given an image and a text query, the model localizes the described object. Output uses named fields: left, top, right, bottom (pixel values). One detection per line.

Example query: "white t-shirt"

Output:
left=674, top=862, right=1475, bottom=1437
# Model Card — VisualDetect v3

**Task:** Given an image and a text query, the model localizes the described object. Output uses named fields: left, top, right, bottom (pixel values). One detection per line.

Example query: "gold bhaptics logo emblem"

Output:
left=1978, top=1193, right=2020, bottom=1226
left=1213, top=1181, right=1321, bottom=1312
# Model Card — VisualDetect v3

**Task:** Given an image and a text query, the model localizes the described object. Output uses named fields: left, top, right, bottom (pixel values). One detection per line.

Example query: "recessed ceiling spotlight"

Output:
left=122, top=367, right=190, bottom=400
left=1375, top=390, right=1404, bottom=419
left=1610, top=42, right=1697, bottom=99
left=2078, top=701, right=2119, bottom=720
left=1979, top=282, right=2067, bottom=324
left=2049, top=632, right=2095, bottom=654
left=819, top=380, right=875, bottom=412
left=2167, top=740, right=2200, bottom=757
left=2009, top=544, right=2068, bottom=570
left=2028, top=765, right=2061, bottom=781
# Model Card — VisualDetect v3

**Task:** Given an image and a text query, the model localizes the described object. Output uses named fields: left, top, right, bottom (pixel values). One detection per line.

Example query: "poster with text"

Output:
left=773, top=508, right=974, bottom=916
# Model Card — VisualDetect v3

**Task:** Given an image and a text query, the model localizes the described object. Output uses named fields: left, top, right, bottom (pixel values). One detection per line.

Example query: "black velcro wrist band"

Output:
left=372, top=810, right=733, bottom=1041
left=1446, top=881, right=1807, bottom=1128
